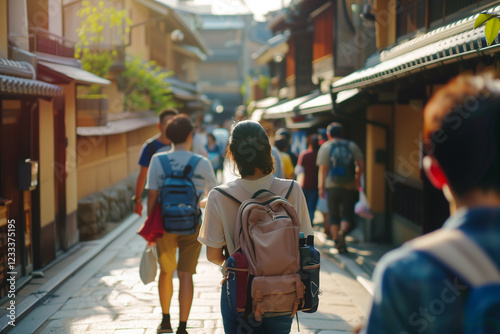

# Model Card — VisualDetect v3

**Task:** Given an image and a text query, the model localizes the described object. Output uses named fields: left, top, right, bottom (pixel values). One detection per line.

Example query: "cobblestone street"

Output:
left=9, top=215, right=371, bottom=334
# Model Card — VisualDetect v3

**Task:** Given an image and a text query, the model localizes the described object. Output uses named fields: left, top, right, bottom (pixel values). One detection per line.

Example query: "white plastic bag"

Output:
left=139, top=245, right=158, bottom=284
left=355, top=188, right=373, bottom=219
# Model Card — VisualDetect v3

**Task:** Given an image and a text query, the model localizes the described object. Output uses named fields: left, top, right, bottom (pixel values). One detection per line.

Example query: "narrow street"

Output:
left=9, top=214, right=372, bottom=334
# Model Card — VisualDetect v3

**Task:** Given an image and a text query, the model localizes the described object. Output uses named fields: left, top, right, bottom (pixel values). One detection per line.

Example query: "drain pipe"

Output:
left=330, top=88, right=393, bottom=243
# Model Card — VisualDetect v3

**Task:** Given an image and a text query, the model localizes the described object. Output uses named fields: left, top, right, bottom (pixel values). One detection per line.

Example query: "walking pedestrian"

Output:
left=275, top=136, right=295, bottom=179
left=317, top=122, right=364, bottom=253
left=276, top=128, right=298, bottom=167
left=260, top=120, right=284, bottom=178
left=296, top=133, right=320, bottom=224
left=360, top=73, right=500, bottom=333
left=146, top=114, right=217, bottom=334
left=197, top=120, right=313, bottom=333
left=205, top=133, right=221, bottom=174
left=133, top=108, right=178, bottom=216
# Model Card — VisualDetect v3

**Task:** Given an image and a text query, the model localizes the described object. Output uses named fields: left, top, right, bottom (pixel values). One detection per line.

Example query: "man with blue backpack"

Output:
left=360, top=73, right=500, bottom=333
left=146, top=114, right=217, bottom=334
left=317, top=122, right=364, bottom=253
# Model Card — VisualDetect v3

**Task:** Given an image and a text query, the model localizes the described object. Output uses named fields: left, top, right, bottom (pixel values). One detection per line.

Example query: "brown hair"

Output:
left=423, top=73, right=500, bottom=197
left=227, top=120, right=275, bottom=177
left=158, top=108, right=178, bottom=123
left=166, top=114, right=193, bottom=144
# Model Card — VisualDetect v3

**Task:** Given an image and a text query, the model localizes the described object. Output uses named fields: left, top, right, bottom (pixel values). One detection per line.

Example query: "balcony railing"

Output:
left=29, top=27, right=75, bottom=58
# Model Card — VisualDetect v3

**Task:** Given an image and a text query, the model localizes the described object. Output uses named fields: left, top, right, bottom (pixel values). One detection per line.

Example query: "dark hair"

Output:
left=275, top=128, right=290, bottom=141
left=227, top=120, right=275, bottom=177
left=327, top=122, right=343, bottom=138
left=158, top=108, right=178, bottom=123
left=166, top=114, right=193, bottom=144
left=309, top=134, right=320, bottom=151
left=275, top=137, right=289, bottom=152
left=423, top=74, right=500, bottom=197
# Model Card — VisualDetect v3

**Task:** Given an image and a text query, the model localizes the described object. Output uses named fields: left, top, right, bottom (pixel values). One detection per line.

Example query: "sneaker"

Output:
left=335, top=243, right=348, bottom=254
left=335, top=231, right=348, bottom=254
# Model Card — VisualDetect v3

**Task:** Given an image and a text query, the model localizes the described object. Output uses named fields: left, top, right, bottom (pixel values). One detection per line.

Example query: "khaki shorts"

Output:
left=156, top=225, right=202, bottom=275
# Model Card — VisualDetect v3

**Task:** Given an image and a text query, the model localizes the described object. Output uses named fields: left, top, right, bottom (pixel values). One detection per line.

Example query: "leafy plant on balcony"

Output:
left=121, top=56, right=178, bottom=112
left=75, top=0, right=131, bottom=92
left=474, top=12, right=500, bottom=46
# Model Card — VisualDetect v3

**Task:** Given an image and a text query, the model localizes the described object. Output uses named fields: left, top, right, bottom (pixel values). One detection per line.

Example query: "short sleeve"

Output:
left=145, top=154, right=163, bottom=190
left=290, top=181, right=313, bottom=236
left=316, top=142, right=331, bottom=166
left=193, top=156, right=217, bottom=196
left=349, top=141, right=364, bottom=162
left=198, top=190, right=226, bottom=249
left=138, top=141, right=154, bottom=167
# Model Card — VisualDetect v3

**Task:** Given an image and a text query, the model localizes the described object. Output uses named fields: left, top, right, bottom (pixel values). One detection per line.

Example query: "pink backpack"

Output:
left=216, top=180, right=305, bottom=321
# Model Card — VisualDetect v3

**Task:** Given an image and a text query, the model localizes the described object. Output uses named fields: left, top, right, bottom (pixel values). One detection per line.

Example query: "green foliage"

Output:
left=75, top=1, right=132, bottom=81
left=257, top=74, right=270, bottom=91
left=474, top=12, right=500, bottom=46
left=122, top=56, right=178, bottom=112
left=77, top=94, right=107, bottom=99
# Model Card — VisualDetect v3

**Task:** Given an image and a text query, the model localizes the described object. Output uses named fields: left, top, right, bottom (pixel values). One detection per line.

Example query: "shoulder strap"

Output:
left=284, top=180, right=294, bottom=200
left=184, top=155, right=202, bottom=179
left=408, top=229, right=500, bottom=287
left=158, top=154, right=173, bottom=177
left=214, top=187, right=242, bottom=205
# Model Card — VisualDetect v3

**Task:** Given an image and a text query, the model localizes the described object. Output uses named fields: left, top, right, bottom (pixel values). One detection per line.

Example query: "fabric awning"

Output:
left=248, top=96, right=280, bottom=110
left=38, top=61, right=111, bottom=85
left=264, top=91, right=320, bottom=119
left=285, top=113, right=331, bottom=129
left=250, top=108, right=265, bottom=121
left=0, top=74, right=62, bottom=96
left=297, top=93, right=332, bottom=115
left=332, top=8, right=500, bottom=93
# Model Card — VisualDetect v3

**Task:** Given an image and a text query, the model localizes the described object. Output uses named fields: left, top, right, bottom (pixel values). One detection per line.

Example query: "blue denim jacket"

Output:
left=362, top=208, right=500, bottom=334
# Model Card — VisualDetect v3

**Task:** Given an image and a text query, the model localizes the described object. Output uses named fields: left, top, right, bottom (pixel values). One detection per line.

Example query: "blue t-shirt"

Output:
left=138, top=139, right=172, bottom=167
left=362, top=208, right=500, bottom=334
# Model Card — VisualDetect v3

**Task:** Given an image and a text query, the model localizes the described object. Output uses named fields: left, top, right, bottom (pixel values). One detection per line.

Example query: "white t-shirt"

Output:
left=198, top=174, right=314, bottom=257
left=146, top=150, right=217, bottom=197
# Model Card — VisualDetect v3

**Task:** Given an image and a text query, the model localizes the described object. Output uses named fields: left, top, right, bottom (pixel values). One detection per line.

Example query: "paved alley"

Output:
left=9, top=215, right=371, bottom=334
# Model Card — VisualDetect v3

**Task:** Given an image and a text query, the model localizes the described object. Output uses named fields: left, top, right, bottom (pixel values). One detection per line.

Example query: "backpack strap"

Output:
left=158, top=154, right=173, bottom=177
left=214, top=187, right=242, bottom=205
left=184, top=155, right=202, bottom=179
left=284, top=181, right=294, bottom=200
left=408, top=228, right=500, bottom=287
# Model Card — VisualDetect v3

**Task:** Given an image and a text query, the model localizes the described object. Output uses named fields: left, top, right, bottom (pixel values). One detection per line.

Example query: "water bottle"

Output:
left=299, top=232, right=310, bottom=267
left=307, top=235, right=320, bottom=264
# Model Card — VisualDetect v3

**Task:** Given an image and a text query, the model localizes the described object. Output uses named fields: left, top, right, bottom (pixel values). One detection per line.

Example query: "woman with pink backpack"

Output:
left=198, top=120, right=314, bottom=333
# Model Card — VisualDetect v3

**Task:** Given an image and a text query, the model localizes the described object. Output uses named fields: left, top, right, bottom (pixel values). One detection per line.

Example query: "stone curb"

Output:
left=0, top=213, right=143, bottom=333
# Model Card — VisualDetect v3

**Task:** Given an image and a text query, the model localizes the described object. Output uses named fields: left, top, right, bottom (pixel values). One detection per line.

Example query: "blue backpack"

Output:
left=158, top=154, right=202, bottom=235
left=329, top=141, right=356, bottom=183
left=409, top=229, right=500, bottom=333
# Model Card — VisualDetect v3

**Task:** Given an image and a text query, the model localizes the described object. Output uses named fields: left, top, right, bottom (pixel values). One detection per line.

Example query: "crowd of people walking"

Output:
left=132, top=73, right=500, bottom=334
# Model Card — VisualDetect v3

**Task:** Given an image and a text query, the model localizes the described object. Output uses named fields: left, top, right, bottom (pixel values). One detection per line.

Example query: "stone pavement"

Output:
left=6, top=213, right=372, bottom=334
